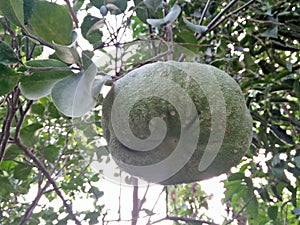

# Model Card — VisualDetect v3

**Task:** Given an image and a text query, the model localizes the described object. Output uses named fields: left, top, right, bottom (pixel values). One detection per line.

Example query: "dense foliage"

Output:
left=0, top=0, right=299, bottom=224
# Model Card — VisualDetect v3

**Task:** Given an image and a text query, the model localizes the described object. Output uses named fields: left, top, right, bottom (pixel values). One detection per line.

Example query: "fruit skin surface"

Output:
left=102, top=61, right=253, bottom=185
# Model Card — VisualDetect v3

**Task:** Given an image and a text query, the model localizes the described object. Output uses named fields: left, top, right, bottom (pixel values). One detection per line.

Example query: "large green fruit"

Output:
left=102, top=61, right=252, bottom=185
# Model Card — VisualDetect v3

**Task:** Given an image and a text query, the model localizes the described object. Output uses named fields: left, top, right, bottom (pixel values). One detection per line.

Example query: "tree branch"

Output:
left=14, top=100, right=33, bottom=140
left=14, top=139, right=82, bottom=225
left=152, top=216, right=218, bottom=225
left=64, top=0, right=79, bottom=28
left=199, top=0, right=211, bottom=25
left=208, top=0, right=257, bottom=32
left=207, top=0, right=239, bottom=29
left=166, top=216, right=218, bottom=225
left=18, top=181, right=51, bottom=225
left=131, top=177, right=139, bottom=225
left=197, top=0, right=256, bottom=40
left=0, top=89, right=20, bottom=163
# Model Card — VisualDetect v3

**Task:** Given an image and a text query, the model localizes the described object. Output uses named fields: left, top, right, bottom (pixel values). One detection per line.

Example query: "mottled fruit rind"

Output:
left=102, top=61, right=253, bottom=185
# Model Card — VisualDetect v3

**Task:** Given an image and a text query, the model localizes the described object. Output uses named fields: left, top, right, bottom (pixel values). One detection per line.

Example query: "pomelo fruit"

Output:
left=102, top=61, right=253, bottom=185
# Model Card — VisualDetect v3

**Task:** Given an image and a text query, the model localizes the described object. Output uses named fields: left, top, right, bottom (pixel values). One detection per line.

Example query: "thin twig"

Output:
left=199, top=0, right=211, bottom=25
left=18, top=181, right=51, bottom=225
left=138, top=184, right=150, bottom=212
left=14, top=100, right=33, bottom=140
left=0, top=89, right=20, bottom=163
left=208, top=0, right=257, bottom=32
left=166, top=216, right=218, bottom=225
left=146, top=186, right=166, bottom=224
left=14, top=140, right=82, bottom=225
left=197, top=0, right=255, bottom=40
left=152, top=216, right=218, bottom=225
left=64, top=0, right=79, bottom=28
left=131, top=177, right=139, bottom=225
left=207, top=0, right=239, bottom=29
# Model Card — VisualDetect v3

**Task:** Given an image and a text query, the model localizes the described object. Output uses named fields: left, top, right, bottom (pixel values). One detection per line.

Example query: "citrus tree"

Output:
left=0, top=0, right=299, bottom=225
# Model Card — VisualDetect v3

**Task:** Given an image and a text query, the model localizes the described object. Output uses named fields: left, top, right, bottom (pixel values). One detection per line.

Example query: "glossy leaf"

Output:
left=20, top=60, right=72, bottom=100
left=20, top=123, right=43, bottom=147
left=147, top=4, right=181, bottom=27
left=0, top=40, right=19, bottom=64
left=183, top=18, right=207, bottom=34
left=28, top=0, right=73, bottom=45
left=0, top=64, right=19, bottom=96
left=0, top=0, right=24, bottom=26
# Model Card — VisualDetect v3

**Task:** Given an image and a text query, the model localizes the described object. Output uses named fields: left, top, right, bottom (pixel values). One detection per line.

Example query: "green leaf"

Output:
left=13, top=164, right=32, bottom=180
left=51, top=65, right=97, bottom=117
left=84, top=211, right=100, bottom=224
left=268, top=206, right=278, bottom=220
left=81, top=15, right=104, bottom=48
left=144, top=0, right=162, bottom=11
left=294, top=156, right=300, bottom=169
left=0, top=0, right=24, bottom=26
left=88, top=186, right=104, bottom=199
left=30, top=103, right=45, bottom=116
left=0, top=64, right=19, bottom=96
left=20, top=59, right=72, bottom=100
left=183, top=18, right=207, bottom=34
left=147, top=4, right=181, bottom=27
left=53, top=40, right=82, bottom=65
left=142, top=208, right=155, bottom=216
left=43, top=145, right=59, bottom=163
left=73, top=0, right=85, bottom=13
left=293, top=79, right=300, bottom=103
left=224, top=182, right=242, bottom=202
left=92, top=76, right=111, bottom=97
left=246, top=191, right=258, bottom=219
left=0, top=177, right=14, bottom=196
left=3, top=144, right=24, bottom=160
left=0, top=40, right=19, bottom=64
left=261, top=25, right=278, bottom=38
left=19, top=123, right=43, bottom=147
left=23, top=0, right=35, bottom=24
left=28, top=0, right=73, bottom=45
left=51, top=52, right=110, bottom=117
left=106, top=0, right=127, bottom=15
left=90, top=0, right=105, bottom=9
left=47, top=102, right=61, bottom=118
left=133, top=0, right=147, bottom=23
